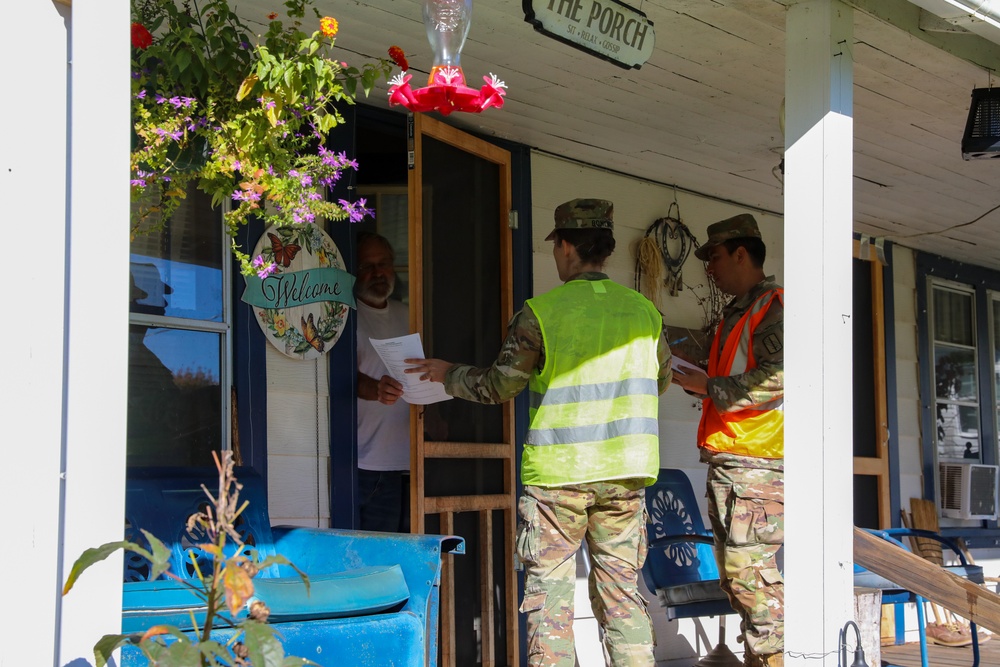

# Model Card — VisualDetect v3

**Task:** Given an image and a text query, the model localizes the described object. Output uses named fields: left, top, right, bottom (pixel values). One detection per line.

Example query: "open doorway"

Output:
left=350, top=107, right=520, bottom=666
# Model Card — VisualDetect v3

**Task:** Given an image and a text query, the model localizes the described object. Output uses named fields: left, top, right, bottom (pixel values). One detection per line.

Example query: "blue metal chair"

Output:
left=119, top=467, right=464, bottom=667
left=855, top=527, right=984, bottom=667
left=641, top=468, right=740, bottom=664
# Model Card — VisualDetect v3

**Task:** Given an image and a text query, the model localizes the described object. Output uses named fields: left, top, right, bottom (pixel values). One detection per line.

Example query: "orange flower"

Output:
left=319, top=17, right=338, bottom=37
left=267, top=11, right=278, bottom=19
left=388, top=45, right=408, bottom=71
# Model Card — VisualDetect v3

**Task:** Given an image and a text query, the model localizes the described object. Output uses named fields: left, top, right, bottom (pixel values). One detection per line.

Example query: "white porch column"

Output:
left=783, top=1, right=855, bottom=665
left=58, top=0, right=132, bottom=664
left=2, top=2, right=73, bottom=664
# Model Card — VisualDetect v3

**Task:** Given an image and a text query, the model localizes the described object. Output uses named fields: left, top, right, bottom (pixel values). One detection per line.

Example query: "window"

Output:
left=931, top=281, right=981, bottom=462
left=128, top=187, right=230, bottom=466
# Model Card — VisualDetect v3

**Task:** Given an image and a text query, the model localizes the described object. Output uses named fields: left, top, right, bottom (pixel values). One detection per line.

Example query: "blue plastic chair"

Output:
left=855, top=527, right=984, bottom=667
left=641, top=468, right=740, bottom=662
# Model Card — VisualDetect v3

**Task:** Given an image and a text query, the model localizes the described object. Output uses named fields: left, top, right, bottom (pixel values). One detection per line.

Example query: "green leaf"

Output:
left=237, top=74, right=259, bottom=101
left=140, top=529, right=174, bottom=581
left=154, top=635, right=204, bottom=667
left=63, top=541, right=147, bottom=594
left=174, top=48, right=192, bottom=74
left=242, top=620, right=287, bottom=667
left=344, top=78, right=357, bottom=97
left=93, top=634, right=133, bottom=667
left=199, top=639, right=234, bottom=665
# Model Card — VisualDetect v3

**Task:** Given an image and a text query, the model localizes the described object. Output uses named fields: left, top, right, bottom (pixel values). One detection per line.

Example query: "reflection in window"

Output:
left=127, top=187, right=228, bottom=467
left=932, top=283, right=979, bottom=461
left=128, top=327, right=221, bottom=466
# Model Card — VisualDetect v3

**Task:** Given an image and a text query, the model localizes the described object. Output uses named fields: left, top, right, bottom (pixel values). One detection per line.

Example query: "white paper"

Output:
left=671, top=356, right=707, bottom=377
left=368, top=333, right=453, bottom=405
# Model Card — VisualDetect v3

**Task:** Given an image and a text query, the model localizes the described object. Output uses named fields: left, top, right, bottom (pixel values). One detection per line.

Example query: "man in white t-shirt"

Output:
left=354, top=232, right=411, bottom=532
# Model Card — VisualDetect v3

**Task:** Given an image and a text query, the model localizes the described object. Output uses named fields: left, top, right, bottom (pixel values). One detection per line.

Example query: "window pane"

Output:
left=934, top=345, right=977, bottom=401
left=936, top=403, right=981, bottom=461
left=129, top=188, right=223, bottom=322
left=933, top=287, right=974, bottom=346
left=127, top=326, right=222, bottom=466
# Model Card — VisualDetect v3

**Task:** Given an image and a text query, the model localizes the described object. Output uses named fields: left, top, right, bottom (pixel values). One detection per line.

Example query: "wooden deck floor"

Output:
left=882, top=638, right=1000, bottom=666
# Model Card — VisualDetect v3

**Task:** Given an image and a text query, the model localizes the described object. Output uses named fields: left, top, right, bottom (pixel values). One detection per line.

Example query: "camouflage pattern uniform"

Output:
left=445, top=273, right=670, bottom=667
left=516, top=480, right=655, bottom=666
left=694, top=275, right=784, bottom=665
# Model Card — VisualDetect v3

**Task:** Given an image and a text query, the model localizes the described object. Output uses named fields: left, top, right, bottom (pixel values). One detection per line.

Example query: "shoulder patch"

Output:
left=762, top=333, right=782, bottom=355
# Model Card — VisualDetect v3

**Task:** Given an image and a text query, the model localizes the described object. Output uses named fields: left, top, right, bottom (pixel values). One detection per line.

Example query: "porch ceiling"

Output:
left=242, top=0, right=1000, bottom=270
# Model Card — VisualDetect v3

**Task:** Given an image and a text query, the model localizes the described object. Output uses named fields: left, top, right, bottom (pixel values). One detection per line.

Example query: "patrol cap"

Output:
left=694, top=213, right=762, bottom=260
left=545, top=198, right=614, bottom=241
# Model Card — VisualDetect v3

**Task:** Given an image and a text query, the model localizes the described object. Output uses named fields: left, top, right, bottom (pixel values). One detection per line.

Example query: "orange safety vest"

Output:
left=697, top=288, right=784, bottom=458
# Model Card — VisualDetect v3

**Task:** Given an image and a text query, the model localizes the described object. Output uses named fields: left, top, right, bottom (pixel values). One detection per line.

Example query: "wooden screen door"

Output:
left=407, top=113, right=518, bottom=667
left=852, top=239, right=891, bottom=529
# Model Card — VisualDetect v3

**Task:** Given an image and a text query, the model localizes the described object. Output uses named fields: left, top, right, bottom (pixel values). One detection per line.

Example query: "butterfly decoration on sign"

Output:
left=300, top=313, right=324, bottom=353
left=268, top=232, right=302, bottom=268
left=249, top=224, right=349, bottom=360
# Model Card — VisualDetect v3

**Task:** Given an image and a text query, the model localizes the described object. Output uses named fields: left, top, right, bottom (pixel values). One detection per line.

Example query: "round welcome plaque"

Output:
left=245, top=224, right=354, bottom=361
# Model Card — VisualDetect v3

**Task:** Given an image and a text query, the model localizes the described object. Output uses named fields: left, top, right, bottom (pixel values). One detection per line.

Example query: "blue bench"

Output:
left=120, top=468, right=463, bottom=666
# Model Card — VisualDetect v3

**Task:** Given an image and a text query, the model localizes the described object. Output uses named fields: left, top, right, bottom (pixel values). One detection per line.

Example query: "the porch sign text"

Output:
left=524, top=0, right=655, bottom=70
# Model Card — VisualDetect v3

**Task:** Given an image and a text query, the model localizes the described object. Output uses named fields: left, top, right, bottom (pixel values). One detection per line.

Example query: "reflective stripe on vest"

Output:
left=698, top=288, right=784, bottom=458
left=523, top=279, right=662, bottom=487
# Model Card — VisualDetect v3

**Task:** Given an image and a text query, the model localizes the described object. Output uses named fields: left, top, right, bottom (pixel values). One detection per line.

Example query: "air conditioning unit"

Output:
left=939, top=463, right=999, bottom=520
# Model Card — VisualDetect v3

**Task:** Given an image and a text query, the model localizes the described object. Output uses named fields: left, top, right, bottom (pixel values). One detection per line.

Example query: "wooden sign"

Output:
left=524, top=0, right=655, bottom=70
left=243, top=224, right=354, bottom=360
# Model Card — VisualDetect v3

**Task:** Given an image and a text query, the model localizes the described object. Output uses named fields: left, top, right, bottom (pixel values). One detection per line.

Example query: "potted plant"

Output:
left=129, top=0, right=397, bottom=276
left=63, top=452, right=313, bottom=666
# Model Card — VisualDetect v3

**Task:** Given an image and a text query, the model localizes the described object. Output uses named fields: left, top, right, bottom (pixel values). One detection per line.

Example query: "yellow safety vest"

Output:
left=698, top=288, right=784, bottom=458
left=523, top=279, right=662, bottom=486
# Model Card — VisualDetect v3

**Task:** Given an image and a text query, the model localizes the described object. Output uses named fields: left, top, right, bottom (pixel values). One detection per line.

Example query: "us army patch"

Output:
left=762, top=333, right=782, bottom=355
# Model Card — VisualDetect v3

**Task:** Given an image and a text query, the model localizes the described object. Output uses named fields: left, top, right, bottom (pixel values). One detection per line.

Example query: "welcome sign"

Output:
left=243, top=225, right=354, bottom=360
left=243, top=267, right=355, bottom=310
left=524, top=0, right=655, bottom=70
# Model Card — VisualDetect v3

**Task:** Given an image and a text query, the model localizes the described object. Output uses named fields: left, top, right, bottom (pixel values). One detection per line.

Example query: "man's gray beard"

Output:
left=357, top=276, right=394, bottom=305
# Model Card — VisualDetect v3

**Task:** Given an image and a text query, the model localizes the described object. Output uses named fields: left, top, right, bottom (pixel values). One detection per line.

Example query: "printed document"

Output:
left=671, top=356, right=707, bottom=378
left=369, top=333, right=453, bottom=405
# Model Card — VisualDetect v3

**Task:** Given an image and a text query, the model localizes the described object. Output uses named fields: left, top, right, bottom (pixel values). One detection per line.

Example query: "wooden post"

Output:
left=853, top=587, right=881, bottom=667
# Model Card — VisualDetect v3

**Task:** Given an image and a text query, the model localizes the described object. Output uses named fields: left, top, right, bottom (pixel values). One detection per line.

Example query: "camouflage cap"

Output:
left=545, top=198, right=614, bottom=241
left=694, top=213, right=762, bottom=260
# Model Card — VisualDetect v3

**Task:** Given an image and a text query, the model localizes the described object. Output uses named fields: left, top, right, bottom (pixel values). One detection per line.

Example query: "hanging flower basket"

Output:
left=129, top=0, right=394, bottom=275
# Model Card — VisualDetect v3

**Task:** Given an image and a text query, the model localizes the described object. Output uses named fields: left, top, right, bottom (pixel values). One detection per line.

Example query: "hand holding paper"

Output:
left=671, top=355, right=709, bottom=394
left=368, top=334, right=452, bottom=405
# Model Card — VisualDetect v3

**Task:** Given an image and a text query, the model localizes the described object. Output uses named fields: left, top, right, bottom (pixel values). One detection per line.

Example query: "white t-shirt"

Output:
left=356, top=298, right=411, bottom=471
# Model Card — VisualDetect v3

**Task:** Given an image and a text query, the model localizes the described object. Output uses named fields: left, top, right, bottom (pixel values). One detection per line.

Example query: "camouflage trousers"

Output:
left=516, top=480, right=655, bottom=667
left=703, top=451, right=784, bottom=663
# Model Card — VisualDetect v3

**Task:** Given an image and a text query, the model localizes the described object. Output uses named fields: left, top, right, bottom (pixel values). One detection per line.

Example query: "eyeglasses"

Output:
left=358, top=260, right=394, bottom=274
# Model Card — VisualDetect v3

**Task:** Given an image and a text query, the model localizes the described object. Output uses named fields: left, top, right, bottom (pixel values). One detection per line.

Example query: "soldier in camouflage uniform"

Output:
left=407, top=199, right=672, bottom=666
left=672, top=213, right=784, bottom=667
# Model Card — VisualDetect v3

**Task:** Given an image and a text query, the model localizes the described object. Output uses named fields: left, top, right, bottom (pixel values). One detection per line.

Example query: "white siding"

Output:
left=266, top=345, right=331, bottom=527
